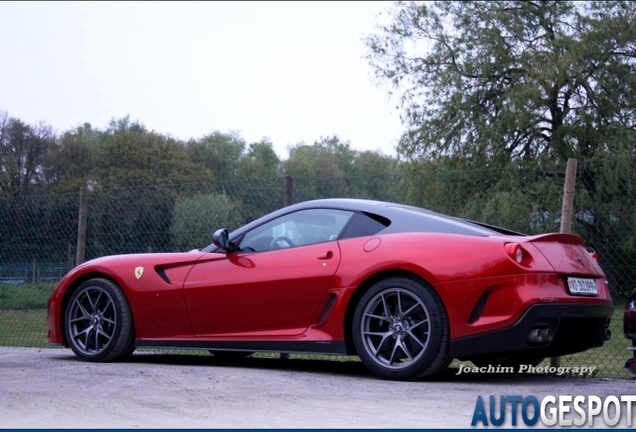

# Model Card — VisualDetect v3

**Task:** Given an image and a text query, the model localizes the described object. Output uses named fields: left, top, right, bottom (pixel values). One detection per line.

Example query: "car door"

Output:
left=182, top=208, right=353, bottom=337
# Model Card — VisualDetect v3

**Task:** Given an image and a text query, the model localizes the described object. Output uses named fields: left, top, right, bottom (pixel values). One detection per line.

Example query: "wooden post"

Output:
left=551, top=158, right=578, bottom=369
left=76, top=185, right=88, bottom=266
left=560, top=158, right=578, bottom=234
left=32, top=258, right=36, bottom=283
left=285, top=175, right=295, bottom=207
left=67, top=242, right=73, bottom=272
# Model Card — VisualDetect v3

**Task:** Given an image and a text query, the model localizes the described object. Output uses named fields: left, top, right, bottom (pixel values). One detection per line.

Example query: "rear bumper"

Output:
left=451, top=303, right=613, bottom=359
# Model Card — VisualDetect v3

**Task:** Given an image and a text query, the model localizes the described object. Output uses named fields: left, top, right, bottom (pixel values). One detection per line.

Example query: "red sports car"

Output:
left=47, top=199, right=613, bottom=380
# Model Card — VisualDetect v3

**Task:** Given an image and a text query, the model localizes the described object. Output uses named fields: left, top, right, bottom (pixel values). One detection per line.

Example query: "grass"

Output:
left=0, top=282, right=55, bottom=310
left=0, top=297, right=631, bottom=379
left=0, top=309, right=49, bottom=347
left=0, top=282, right=54, bottom=348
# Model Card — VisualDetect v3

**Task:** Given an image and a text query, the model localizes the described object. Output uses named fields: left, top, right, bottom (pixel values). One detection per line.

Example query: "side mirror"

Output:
left=212, top=229, right=237, bottom=253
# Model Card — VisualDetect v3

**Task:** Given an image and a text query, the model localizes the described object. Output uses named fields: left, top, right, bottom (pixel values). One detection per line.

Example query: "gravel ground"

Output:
left=1, top=346, right=635, bottom=429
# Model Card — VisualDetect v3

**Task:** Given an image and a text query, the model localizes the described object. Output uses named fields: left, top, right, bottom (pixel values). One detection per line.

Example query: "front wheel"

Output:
left=65, top=278, right=135, bottom=362
left=352, top=277, right=449, bottom=381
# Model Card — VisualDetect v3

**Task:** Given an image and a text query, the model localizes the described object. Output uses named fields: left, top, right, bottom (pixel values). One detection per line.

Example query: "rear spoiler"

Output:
left=528, top=233, right=585, bottom=246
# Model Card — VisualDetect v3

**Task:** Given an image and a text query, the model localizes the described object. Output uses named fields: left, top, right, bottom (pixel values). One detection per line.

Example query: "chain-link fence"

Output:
left=1, top=158, right=634, bottom=378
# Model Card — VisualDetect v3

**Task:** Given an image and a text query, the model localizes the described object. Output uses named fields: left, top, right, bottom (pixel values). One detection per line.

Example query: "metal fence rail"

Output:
left=1, top=158, right=633, bottom=378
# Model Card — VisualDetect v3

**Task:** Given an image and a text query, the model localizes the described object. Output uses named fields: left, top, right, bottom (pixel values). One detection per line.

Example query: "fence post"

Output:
left=285, top=175, right=295, bottom=207
left=560, top=158, right=578, bottom=234
left=551, top=158, right=578, bottom=369
left=67, top=242, right=73, bottom=271
left=76, top=185, right=88, bottom=266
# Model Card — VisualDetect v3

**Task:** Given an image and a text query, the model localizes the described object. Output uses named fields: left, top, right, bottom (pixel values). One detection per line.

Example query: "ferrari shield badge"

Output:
left=135, top=266, right=144, bottom=279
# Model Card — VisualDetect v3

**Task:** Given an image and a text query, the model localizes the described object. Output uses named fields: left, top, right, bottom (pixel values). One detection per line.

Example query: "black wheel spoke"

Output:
left=76, top=302, right=92, bottom=320
left=397, top=291, right=404, bottom=316
left=407, top=329, right=428, bottom=348
left=402, top=302, right=420, bottom=317
left=395, top=338, right=413, bottom=362
left=359, top=287, right=431, bottom=371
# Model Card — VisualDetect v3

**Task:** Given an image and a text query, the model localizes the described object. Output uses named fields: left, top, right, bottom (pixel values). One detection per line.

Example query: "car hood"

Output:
left=76, top=251, right=209, bottom=269
left=58, top=250, right=227, bottom=290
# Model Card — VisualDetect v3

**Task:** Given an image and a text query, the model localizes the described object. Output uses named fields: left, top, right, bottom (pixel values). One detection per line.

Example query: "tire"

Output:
left=65, top=278, right=135, bottom=362
left=352, top=276, right=449, bottom=381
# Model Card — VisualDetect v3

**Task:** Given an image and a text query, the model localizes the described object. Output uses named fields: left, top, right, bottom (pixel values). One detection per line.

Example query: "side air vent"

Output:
left=155, top=267, right=171, bottom=284
left=317, top=294, right=337, bottom=325
left=468, top=290, right=491, bottom=324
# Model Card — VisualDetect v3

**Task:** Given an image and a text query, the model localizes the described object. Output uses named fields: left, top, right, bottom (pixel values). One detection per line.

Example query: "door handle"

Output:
left=317, top=251, right=333, bottom=260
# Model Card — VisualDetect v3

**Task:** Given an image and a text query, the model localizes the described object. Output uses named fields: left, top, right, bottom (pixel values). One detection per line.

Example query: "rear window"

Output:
left=387, top=205, right=504, bottom=236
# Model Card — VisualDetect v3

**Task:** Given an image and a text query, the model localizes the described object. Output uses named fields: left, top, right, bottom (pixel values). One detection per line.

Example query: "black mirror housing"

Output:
left=212, top=229, right=237, bottom=253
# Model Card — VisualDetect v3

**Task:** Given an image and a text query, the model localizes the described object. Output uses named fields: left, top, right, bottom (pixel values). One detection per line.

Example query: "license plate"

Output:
left=567, top=277, right=598, bottom=296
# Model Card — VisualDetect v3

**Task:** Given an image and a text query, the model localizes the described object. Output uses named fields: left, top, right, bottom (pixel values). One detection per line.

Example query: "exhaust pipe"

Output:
left=605, top=328, right=612, bottom=341
left=527, top=327, right=553, bottom=345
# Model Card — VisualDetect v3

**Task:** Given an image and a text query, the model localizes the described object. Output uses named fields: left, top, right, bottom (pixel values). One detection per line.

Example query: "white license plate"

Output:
left=567, top=277, right=598, bottom=296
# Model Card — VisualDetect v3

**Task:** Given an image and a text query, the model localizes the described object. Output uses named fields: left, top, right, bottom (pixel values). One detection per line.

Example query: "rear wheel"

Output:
left=65, top=278, right=135, bottom=362
left=352, top=276, right=449, bottom=380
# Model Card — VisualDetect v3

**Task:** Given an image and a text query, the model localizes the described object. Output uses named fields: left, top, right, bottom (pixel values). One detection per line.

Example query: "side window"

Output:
left=340, top=212, right=390, bottom=240
left=239, top=209, right=353, bottom=252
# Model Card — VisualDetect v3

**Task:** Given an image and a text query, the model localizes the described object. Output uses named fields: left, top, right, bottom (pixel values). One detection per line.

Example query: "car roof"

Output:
left=231, top=198, right=517, bottom=239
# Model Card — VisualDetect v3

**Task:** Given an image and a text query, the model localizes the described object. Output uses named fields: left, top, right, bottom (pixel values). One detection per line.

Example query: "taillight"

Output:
left=589, top=250, right=600, bottom=263
left=504, top=243, right=531, bottom=266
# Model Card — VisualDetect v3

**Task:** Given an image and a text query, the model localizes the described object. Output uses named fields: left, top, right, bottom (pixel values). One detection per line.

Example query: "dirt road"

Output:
left=1, top=347, right=634, bottom=428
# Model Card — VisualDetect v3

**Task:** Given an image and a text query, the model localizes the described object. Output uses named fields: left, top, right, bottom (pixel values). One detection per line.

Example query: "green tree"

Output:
left=43, top=123, right=101, bottom=193
left=284, top=136, right=402, bottom=201
left=88, top=124, right=214, bottom=256
left=235, top=140, right=284, bottom=221
left=238, top=140, right=281, bottom=179
left=0, top=112, right=55, bottom=197
left=186, top=131, right=246, bottom=181
left=349, top=150, right=399, bottom=201
left=170, top=193, right=243, bottom=251
left=366, top=2, right=636, bottom=299
left=95, top=130, right=212, bottom=188
left=366, top=1, right=636, bottom=165
left=106, top=115, right=148, bottom=136
left=284, top=135, right=358, bottom=178
left=283, top=136, right=357, bottom=201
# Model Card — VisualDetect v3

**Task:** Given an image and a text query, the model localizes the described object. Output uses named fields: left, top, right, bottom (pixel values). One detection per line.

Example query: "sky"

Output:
left=0, top=1, right=404, bottom=159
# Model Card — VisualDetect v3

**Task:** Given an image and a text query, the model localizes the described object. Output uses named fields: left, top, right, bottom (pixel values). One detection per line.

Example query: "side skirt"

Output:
left=136, top=339, right=348, bottom=355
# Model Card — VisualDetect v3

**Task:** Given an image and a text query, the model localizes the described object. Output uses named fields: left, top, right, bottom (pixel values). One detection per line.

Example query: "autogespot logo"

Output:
left=471, top=395, right=636, bottom=427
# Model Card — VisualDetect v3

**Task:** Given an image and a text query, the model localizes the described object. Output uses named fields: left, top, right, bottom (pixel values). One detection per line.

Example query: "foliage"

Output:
left=367, top=0, right=636, bottom=297
left=186, top=131, right=246, bottom=181
left=95, top=130, right=212, bottom=188
left=43, top=124, right=101, bottom=193
left=238, top=140, right=281, bottom=179
left=574, top=157, right=636, bottom=300
left=170, top=193, right=243, bottom=251
left=0, top=111, right=56, bottom=197
left=366, top=1, right=636, bottom=165
left=0, top=193, right=78, bottom=263
left=284, top=136, right=399, bottom=201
